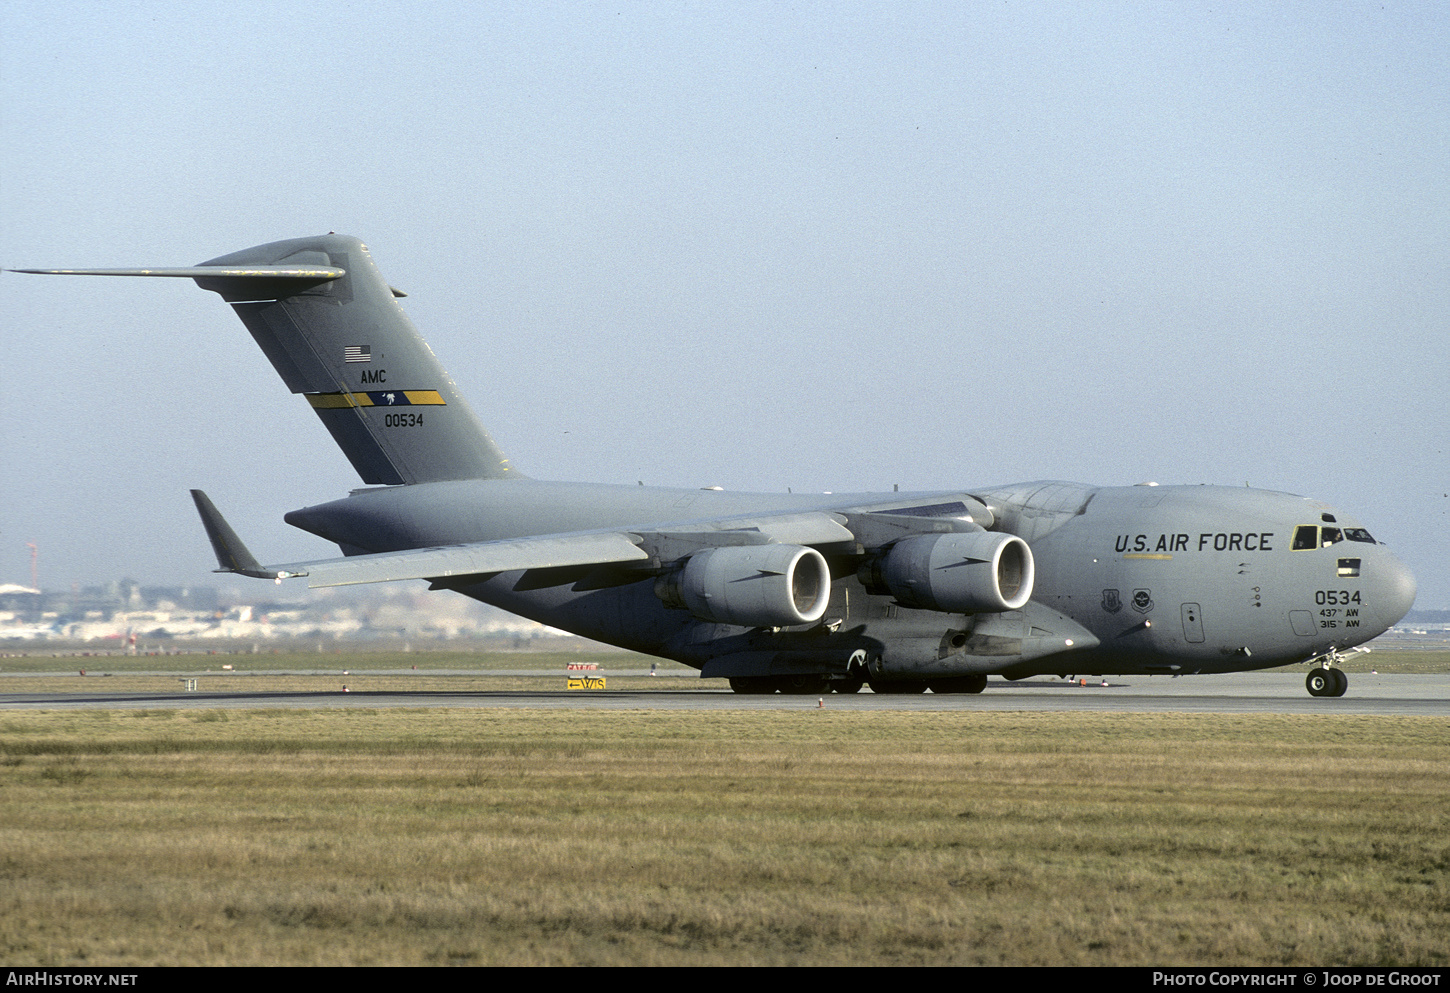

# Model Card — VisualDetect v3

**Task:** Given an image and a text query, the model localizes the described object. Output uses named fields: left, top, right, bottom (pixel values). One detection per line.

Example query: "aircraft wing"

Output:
left=194, top=489, right=650, bottom=586
left=191, top=490, right=857, bottom=588
left=278, top=531, right=652, bottom=587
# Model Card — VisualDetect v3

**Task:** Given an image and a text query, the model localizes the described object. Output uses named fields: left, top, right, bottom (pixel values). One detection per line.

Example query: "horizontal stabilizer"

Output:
left=8, top=265, right=345, bottom=301
left=9, top=266, right=345, bottom=279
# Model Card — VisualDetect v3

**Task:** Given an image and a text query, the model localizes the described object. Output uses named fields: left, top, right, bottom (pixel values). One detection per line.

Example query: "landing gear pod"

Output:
left=658, top=545, right=832, bottom=627
left=864, top=531, right=1034, bottom=613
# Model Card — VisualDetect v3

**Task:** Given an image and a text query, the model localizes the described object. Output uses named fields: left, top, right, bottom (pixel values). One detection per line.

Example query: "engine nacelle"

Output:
left=863, top=531, right=1034, bottom=613
left=656, top=544, right=832, bottom=627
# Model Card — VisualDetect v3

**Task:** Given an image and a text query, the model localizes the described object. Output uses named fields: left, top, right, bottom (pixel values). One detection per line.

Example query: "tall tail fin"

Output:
left=198, top=234, right=518, bottom=484
left=16, top=235, right=518, bottom=484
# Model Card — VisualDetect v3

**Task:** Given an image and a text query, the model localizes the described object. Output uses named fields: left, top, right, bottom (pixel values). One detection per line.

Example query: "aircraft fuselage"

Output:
left=284, top=477, right=1417, bottom=683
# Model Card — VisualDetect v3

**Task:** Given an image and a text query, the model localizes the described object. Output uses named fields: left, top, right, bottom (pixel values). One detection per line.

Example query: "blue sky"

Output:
left=3, top=1, right=1446, bottom=607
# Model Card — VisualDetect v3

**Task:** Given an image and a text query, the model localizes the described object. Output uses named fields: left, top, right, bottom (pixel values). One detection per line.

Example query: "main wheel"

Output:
left=832, top=677, right=865, bottom=694
left=869, top=680, right=928, bottom=694
left=1306, top=669, right=1332, bottom=697
left=1327, top=667, right=1349, bottom=697
left=776, top=674, right=830, bottom=695
left=930, top=674, right=989, bottom=694
left=729, top=676, right=776, bottom=694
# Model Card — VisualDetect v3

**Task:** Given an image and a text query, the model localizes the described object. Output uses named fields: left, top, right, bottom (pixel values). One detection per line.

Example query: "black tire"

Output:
left=729, top=676, right=775, bottom=695
left=928, top=675, right=988, bottom=694
left=1306, top=670, right=1331, bottom=697
left=869, top=680, right=928, bottom=694
left=1328, top=668, right=1349, bottom=697
left=777, top=674, right=830, bottom=695
left=833, top=678, right=865, bottom=694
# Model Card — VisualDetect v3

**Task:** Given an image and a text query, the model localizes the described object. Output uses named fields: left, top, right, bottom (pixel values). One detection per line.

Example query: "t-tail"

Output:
left=13, top=234, right=517, bottom=485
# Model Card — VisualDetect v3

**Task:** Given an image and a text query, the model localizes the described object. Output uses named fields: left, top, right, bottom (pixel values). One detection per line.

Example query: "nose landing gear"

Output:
left=1306, top=666, right=1348, bottom=697
left=1303, top=646, right=1366, bottom=697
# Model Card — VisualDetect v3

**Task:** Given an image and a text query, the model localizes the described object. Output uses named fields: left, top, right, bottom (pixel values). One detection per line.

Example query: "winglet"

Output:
left=190, top=489, right=305, bottom=580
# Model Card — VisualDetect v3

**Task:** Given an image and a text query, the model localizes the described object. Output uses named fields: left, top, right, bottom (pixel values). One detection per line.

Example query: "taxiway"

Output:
left=1, top=672, right=1445, bottom=715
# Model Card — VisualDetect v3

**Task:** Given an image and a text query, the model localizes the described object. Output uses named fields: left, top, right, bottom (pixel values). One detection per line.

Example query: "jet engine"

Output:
left=861, top=531, right=1034, bottom=613
left=656, top=544, right=832, bottom=627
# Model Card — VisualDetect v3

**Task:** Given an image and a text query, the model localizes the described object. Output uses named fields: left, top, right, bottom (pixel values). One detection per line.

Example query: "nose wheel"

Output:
left=1306, top=667, right=1348, bottom=697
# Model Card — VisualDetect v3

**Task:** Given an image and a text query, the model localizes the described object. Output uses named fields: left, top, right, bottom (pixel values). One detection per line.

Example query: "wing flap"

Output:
left=298, top=513, right=850, bottom=588
left=282, top=531, right=650, bottom=588
left=635, top=511, right=854, bottom=563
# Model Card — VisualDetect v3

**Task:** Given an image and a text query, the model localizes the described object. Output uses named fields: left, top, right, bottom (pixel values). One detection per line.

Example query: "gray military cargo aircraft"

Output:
left=15, top=235, right=1417, bottom=696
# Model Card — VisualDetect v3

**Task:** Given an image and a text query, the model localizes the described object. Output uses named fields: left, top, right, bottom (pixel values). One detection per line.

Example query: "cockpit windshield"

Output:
left=1293, top=524, right=1376, bottom=550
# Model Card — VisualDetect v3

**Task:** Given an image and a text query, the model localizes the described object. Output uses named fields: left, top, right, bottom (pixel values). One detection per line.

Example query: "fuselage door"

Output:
left=1181, top=602, right=1205, bottom=643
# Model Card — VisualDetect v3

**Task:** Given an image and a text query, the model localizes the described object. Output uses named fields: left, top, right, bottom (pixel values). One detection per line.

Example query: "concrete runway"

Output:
left=1, top=672, right=1446, bottom=715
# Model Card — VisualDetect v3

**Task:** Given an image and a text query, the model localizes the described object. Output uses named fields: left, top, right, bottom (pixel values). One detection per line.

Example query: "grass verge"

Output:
left=1, top=709, right=1446, bottom=965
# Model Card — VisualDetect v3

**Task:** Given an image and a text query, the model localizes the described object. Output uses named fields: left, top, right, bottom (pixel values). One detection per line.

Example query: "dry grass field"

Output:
left=1, top=707, right=1446, bottom=966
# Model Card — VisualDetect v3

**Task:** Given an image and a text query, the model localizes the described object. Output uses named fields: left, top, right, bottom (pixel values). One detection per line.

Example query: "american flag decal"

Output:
left=344, top=345, right=371, bottom=363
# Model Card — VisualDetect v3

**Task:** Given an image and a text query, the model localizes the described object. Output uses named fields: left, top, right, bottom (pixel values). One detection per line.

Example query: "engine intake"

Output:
left=862, top=531, right=1034, bottom=613
left=656, top=544, right=832, bottom=627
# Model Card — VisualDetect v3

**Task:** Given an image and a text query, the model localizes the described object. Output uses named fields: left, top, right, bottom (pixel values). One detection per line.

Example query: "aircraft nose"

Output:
left=1373, top=549, right=1417, bottom=629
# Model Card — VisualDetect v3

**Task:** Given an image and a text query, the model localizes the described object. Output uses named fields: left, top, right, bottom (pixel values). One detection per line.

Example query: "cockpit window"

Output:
left=1294, top=524, right=1365, bottom=549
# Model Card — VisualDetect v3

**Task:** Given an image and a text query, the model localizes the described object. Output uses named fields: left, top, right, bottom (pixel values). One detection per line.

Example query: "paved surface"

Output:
left=1, top=672, right=1446, bottom=715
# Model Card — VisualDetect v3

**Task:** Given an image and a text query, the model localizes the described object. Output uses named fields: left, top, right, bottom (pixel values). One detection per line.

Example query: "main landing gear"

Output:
left=729, top=675, right=837, bottom=694
left=728, top=675, right=988, bottom=694
left=865, top=675, right=988, bottom=694
left=1305, top=667, right=1348, bottom=697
